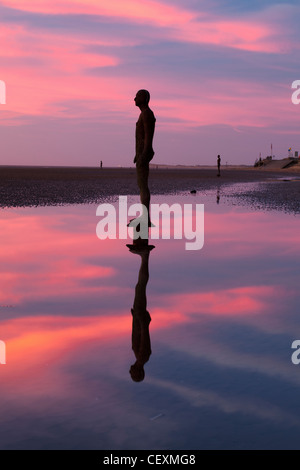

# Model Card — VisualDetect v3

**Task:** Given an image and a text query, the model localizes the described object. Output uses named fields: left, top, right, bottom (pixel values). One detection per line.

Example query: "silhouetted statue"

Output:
left=133, top=90, right=156, bottom=227
left=217, top=155, right=221, bottom=177
left=127, top=242, right=155, bottom=382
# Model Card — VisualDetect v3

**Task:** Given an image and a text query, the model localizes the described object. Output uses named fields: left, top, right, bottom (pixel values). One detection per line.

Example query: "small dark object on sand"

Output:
left=190, top=189, right=197, bottom=194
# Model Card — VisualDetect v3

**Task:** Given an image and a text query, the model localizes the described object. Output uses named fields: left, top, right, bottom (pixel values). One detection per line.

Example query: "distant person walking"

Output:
left=217, top=155, right=221, bottom=177
left=133, top=89, right=156, bottom=226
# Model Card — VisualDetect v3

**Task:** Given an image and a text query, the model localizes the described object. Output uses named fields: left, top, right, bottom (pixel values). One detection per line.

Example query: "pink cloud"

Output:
left=0, top=210, right=121, bottom=304
left=155, top=285, right=282, bottom=318
left=1, top=0, right=285, bottom=54
left=0, top=24, right=122, bottom=117
left=169, top=18, right=280, bottom=53
left=0, top=2, right=291, bottom=134
left=0, top=0, right=196, bottom=27
left=204, top=210, right=300, bottom=253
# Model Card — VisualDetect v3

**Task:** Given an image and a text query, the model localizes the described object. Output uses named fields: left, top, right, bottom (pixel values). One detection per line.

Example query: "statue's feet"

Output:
left=126, top=242, right=155, bottom=254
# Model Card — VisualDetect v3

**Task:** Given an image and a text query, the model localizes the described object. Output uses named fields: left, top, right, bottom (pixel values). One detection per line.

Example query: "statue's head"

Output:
left=134, top=89, right=150, bottom=107
left=129, top=363, right=145, bottom=382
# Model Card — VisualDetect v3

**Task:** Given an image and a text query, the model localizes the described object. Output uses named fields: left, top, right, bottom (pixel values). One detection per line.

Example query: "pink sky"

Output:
left=0, top=0, right=299, bottom=166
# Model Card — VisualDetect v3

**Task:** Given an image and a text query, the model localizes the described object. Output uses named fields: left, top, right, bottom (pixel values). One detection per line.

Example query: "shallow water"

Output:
left=0, top=187, right=300, bottom=450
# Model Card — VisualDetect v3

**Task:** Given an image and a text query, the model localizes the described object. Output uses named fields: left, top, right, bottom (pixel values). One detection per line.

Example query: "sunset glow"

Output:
left=0, top=0, right=298, bottom=166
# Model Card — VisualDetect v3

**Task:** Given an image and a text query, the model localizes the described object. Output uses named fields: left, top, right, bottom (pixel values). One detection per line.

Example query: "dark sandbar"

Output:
left=0, top=165, right=300, bottom=213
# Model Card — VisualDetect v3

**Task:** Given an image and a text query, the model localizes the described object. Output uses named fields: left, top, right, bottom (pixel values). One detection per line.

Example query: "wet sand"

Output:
left=0, top=165, right=300, bottom=212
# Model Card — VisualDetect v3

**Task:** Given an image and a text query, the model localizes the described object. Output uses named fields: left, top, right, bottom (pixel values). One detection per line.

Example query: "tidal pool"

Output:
left=0, top=188, right=299, bottom=450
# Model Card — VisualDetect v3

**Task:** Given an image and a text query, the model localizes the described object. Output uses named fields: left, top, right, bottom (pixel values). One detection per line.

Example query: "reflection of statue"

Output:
left=217, top=189, right=220, bottom=204
left=127, top=242, right=155, bottom=382
left=217, top=154, right=221, bottom=177
left=133, top=89, right=156, bottom=227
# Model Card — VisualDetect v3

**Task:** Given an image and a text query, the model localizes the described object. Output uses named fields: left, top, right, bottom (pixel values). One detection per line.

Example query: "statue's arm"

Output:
left=141, top=111, right=155, bottom=160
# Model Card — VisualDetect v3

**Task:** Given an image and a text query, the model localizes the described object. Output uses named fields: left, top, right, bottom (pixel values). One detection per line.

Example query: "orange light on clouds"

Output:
left=0, top=308, right=186, bottom=398
left=0, top=0, right=196, bottom=27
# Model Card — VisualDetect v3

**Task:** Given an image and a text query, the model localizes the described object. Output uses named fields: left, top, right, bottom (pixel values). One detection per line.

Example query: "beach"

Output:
left=1, top=164, right=300, bottom=213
